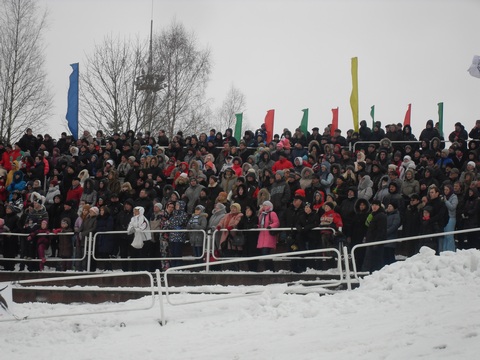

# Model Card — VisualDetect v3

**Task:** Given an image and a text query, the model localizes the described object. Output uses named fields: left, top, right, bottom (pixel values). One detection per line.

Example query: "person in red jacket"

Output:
left=271, top=151, right=293, bottom=174
left=319, top=201, right=343, bottom=248
left=0, top=144, right=21, bottom=172
left=66, top=177, right=84, bottom=203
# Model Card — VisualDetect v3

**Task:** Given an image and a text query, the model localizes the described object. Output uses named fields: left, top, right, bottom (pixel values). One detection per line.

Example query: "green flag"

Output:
left=370, top=105, right=375, bottom=129
left=437, top=102, right=444, bottom=137
left=300, top=108, right=309, bottom=134
left=234, top=113, right=243, bottom=142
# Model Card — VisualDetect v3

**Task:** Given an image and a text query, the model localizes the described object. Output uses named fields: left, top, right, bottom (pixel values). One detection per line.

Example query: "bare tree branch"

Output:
left=80, top=34, right=147, bottom=135
left=0, top=0, right=52, bottom=143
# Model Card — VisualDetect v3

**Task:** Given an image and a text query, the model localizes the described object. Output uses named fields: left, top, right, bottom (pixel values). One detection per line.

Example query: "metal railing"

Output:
left=0, top=231, right=82, bottom=265
left=350, top=227, right=480, bottom=279
left=0, top=271, right=156, bottom=322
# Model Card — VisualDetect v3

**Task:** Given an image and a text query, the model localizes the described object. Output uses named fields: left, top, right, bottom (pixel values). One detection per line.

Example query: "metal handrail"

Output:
left=163, top=245, right=343, bottom=306
left=90, top=229, right=207, bottom=263
left=350, top=227, right=480, bottom=279
left=0, top=231, right=85, bottom=264
left=1, top=271, right=156, bottom=322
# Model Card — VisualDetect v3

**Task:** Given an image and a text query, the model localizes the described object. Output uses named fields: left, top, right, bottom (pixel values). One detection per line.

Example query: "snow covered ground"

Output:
left=1, top=247, right=480, bottom=360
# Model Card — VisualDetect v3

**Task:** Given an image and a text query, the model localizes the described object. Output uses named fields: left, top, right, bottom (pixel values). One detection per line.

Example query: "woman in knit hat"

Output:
left=257, top=200, right=279, bottom=272
left=216, top=203, right=243, bottom=254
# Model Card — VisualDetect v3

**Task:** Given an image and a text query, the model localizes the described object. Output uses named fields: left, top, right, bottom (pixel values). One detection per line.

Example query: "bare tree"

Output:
left=152, top=21, right=212, bottom=138
left=214, top=84, right=246, bottom=132
left=0, top=0, right=52, bottom=143
left=80, top=35, right=147, bottom=135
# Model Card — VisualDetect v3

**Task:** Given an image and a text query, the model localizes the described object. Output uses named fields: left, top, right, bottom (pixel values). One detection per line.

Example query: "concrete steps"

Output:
left=1, top=270, right=359, bottom=304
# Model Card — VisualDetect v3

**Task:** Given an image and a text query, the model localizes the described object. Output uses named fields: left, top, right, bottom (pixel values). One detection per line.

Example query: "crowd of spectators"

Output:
left=0, top=118, right=479, bottom=273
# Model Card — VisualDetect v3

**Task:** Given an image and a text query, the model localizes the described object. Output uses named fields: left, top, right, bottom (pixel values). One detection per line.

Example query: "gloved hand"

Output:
left=53, top=229, right=62, bottom=234
left=267, top=226, right=272, bottom=229
left=216, top=225, right=221, bottom=230
left=227, top=226, right=233, bottom=231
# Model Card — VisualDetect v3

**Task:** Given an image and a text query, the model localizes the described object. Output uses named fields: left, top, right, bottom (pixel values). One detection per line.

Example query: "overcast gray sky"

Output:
left=41, top=0, right=480, bottom=138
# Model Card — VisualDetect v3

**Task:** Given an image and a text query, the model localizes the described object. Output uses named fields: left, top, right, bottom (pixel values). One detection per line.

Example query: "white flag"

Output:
left=468, top=55, right=480, bottom=78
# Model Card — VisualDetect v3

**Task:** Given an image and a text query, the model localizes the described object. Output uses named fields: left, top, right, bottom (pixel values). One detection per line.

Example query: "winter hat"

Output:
left=246, top=171, right=256, bottom=179
left=172, top=191, right=180, bottom=199
left=409, top=193, right=420, bottom=201
left=262, top=200, right=273, bottom=210
left=276, top=170, right=285, bottom=178
left=106, top=159, right=114, bottom=166
left=423, top=206, right=433, bottom=214
left=387, top=201, right=398, bottom=209
left=154, top=203, right=163, bottom=211
left=467, top=161, right=476, bottom=168
left=324, top=202, right=334, bottom=210
left=41, top=219, right=48, bottom=226
left=371, top=199, right=382, bottom=207
left=294, top=189, right=306, bottom=199
left=65, top=199, right=77, bottom=207
left=61, top=218, right=71, bottom=226
left=90, top=206, right=99, bottom=216
left=179, top=172, right=188, bottom=178
left=230, top=203, right=241, bottom=212
left=195, top=205, right=205, bottom=212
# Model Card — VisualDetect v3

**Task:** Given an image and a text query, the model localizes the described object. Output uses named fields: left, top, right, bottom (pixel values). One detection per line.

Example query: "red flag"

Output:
left=264, top=109, right=275, bottom=143
left=404, top=103, right=411, bottom=126
left=331, top=107, right=339, bottom=137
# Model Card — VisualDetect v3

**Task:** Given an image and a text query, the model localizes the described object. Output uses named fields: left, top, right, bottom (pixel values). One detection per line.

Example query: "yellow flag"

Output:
left=350, top=57, right=359, bottom=133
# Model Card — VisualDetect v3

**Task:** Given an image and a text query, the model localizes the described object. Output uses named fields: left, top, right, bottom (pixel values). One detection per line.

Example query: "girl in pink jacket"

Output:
left=257, top=201, right=280, bottom=271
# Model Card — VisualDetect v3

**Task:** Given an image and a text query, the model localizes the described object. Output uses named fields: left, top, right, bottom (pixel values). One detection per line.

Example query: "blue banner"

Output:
left=66, top=63, right=79, bottom=140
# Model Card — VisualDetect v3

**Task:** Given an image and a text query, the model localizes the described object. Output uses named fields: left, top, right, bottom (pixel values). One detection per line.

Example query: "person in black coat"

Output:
left=461, top=187, right=480, bottom=249
left=115, top=198, right=134, bottom=271
left=237, top=205, right=259, bottom=271
left=296, top=202, right=320, bottom=269
left=1, top=205, right=20, bottom=270
left=426, top=185, right=449, bottom=249
left=361, top=200, right=387, bottom=273
left=351, top=199, right=370, bottom=270
left=399, top=193, right=422, bottom=257
left=338, top=187, right=357, bottom=243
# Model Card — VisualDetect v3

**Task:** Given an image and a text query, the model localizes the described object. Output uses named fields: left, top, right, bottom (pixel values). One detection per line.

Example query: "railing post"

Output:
left=155, top=269, right=166, bottom=326
left=205, top=230, right=211, bottom=272
left=343, top=245, right=352, bottom=290
left=86, top=232, right=92, bottom=272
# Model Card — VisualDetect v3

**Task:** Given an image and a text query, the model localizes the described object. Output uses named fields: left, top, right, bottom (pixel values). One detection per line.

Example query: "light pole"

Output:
left=134, top=18, right=166, bottom=134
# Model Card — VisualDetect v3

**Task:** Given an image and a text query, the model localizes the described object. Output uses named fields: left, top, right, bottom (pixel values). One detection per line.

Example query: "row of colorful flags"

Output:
left=232, top=55, right=480, bottom=142
left=67, top=55, right=479, bottom=142
left=233, top=101, right=446, bottom=142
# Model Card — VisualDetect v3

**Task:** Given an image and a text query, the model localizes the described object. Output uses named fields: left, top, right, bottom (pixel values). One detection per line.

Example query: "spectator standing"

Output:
left=257, top=201, right=279, bottom=272
left=362, top=200, right=387, bottom=273
left=186, top=205, right=208, bottom=261
left=440, top=184, right=458, bottom=252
